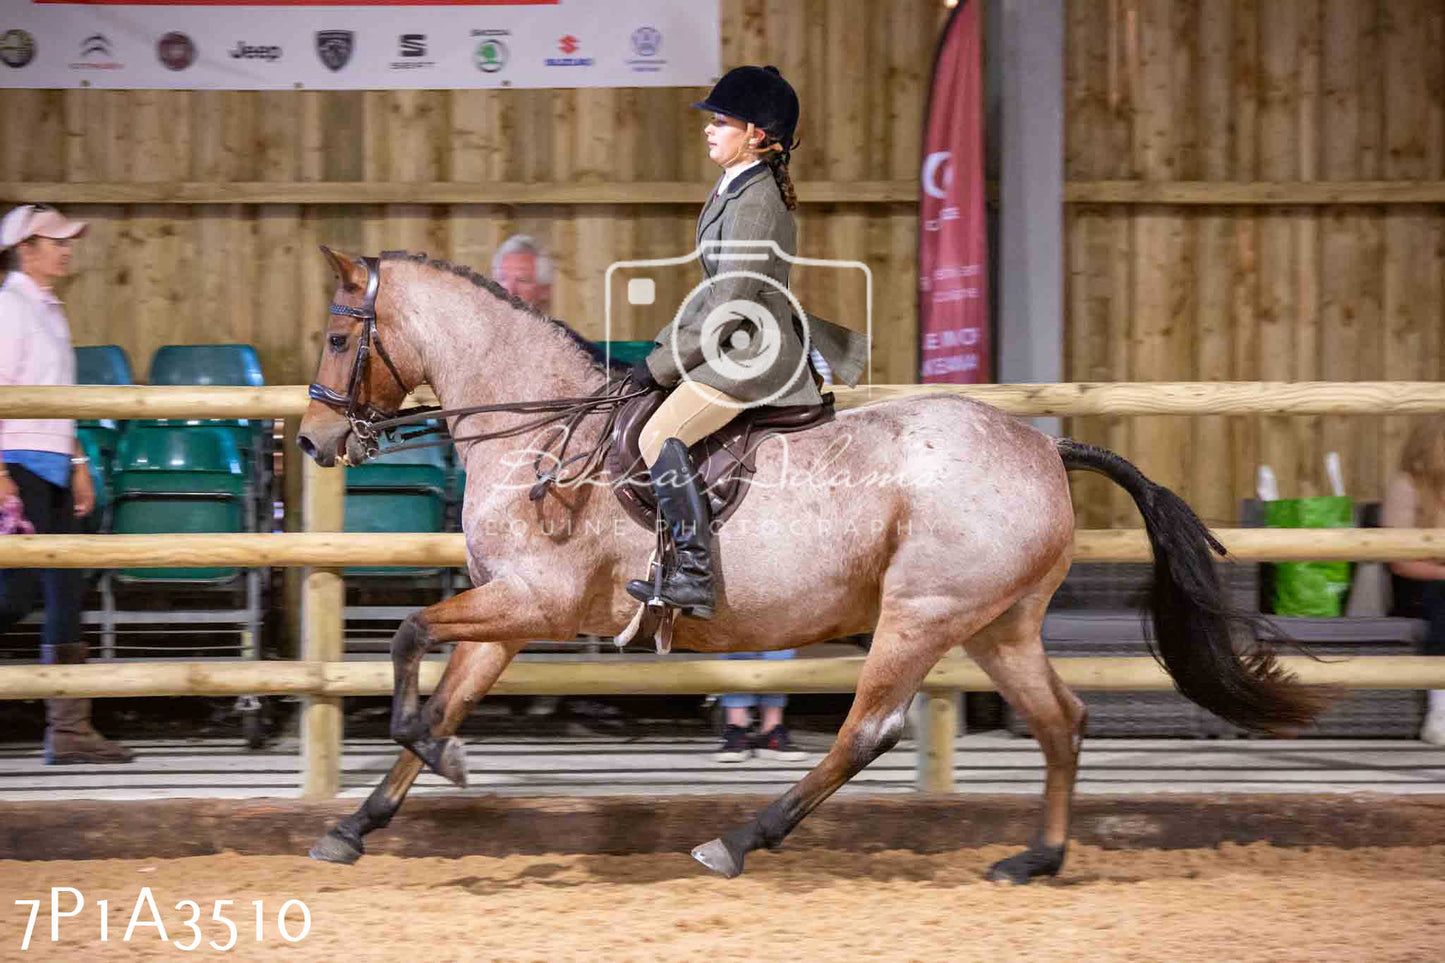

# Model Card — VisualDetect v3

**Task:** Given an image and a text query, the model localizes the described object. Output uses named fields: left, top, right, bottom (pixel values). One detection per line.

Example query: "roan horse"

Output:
left=298, top=248, right=1327, bottom=883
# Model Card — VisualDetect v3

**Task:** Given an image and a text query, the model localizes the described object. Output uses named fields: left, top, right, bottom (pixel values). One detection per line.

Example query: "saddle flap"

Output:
left=606, top=390, right=836, bottom=532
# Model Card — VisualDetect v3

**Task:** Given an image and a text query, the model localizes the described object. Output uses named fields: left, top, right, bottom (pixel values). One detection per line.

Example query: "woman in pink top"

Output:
left=0, top=203, right=131, bottom=764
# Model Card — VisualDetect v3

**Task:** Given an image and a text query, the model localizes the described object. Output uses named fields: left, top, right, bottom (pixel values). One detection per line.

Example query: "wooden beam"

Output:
left=5, top=381, right=1445, bottom=421
left=8, top=179, right=1445, bottom=207
left=6, top=654, right=1445, bottom=700
left=0, top=180, right=920, bottom=206
left=1066, top=180, right=1445, bottom=205
left=0, top=528, right=1443, bottom=568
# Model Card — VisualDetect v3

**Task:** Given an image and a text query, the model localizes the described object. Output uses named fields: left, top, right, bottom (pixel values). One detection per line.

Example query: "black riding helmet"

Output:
left=692, top=65, right=799, bottom=159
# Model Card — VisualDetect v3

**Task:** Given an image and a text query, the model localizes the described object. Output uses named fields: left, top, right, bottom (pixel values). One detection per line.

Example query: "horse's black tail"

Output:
left=1056, top=438, right=1328, bottom=733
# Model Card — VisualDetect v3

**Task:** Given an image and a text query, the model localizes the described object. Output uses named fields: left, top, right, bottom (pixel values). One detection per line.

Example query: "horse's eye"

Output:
left=328, top=334, right=348, bottom=352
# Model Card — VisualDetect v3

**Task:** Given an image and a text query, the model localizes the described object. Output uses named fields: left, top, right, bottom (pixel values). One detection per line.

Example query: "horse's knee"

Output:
left=845, top=703, right=907, bottom=771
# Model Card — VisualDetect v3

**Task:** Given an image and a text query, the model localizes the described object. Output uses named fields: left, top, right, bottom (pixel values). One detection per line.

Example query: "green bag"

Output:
left=1263, top=495, right=1354, bottom=617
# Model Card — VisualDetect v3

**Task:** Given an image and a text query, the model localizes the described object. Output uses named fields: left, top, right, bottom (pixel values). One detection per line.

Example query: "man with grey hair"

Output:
left=491, top=234, right=554, bottom=315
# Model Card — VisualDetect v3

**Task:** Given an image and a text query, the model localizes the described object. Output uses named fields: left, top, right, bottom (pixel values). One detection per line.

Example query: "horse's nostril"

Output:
left=297, top=435, right=317, bottom=459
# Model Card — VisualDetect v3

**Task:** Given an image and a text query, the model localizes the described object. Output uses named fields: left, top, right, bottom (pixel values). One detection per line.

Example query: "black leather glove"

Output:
left=627, top=359, right=662, bottom=393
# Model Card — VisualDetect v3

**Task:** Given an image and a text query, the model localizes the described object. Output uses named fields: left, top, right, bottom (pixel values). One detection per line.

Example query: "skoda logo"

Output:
left=474, top=38, right=507, bottom=73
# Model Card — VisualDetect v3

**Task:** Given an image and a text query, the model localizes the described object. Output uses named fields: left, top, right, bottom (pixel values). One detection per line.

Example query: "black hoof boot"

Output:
left=310, top=827, right=364, bottom=865
left=691, top=836, right=746, bottom=878
left=985, top=843, right=1067, bottom=885
left=408, top=736, right=468, bottom=788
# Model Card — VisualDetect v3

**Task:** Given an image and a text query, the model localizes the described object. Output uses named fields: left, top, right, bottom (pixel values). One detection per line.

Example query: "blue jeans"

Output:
left=718, top=649, right=795, bottom=709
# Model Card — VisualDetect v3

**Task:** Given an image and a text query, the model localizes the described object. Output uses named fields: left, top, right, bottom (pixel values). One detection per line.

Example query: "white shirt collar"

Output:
left=716, top=160, right=763, bottom=197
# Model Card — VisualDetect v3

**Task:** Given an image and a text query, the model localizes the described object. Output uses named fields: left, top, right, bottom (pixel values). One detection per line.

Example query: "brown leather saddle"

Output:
left=605, top=389, right=835, bottom=531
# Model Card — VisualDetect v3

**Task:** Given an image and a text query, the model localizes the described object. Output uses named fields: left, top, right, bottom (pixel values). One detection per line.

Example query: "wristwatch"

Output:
left=70, top=455, right=89, bottom=467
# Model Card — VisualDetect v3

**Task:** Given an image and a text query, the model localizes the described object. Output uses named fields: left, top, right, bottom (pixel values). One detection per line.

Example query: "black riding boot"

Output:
left=626, top=437, right=717, bottom=620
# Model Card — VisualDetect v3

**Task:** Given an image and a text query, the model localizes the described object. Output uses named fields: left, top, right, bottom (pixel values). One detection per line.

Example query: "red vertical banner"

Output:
left=918, top=0, right=990, bottom=383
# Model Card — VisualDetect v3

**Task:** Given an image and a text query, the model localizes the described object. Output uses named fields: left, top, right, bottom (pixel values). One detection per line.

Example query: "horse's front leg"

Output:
left=387, top=578, right=573, bottom=780
left=311, top=639, right=520, bottom=864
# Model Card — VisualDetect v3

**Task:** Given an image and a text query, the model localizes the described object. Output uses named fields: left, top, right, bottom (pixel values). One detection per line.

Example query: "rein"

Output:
left=309, top=255, right=648, bottom=500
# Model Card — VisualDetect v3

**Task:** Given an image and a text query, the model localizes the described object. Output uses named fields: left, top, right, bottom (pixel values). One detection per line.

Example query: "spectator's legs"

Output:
left=1422, top=582, right=1445, bottom=744
left=0, top=466, right=49, bottom=634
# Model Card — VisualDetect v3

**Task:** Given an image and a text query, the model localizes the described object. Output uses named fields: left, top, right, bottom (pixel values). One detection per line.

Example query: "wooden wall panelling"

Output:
left=1129, top=0, right=1190, bottom=508
left=1319, top=0, right=1374, bottom=502
left=1381, top=0, right=1444, bottom=498
left=1190, top=0, right=1236, bottom=527
left=255, top=90, right=302, bottom=386
left=1254, top=1, right=1302, bottom=499
left=1296, top=1, right=1323, bottom=496
left=1227, top=0, right=1261, bottom=521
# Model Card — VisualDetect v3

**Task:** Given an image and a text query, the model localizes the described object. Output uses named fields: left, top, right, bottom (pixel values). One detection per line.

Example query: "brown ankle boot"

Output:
left=45, top=698, right=135, bottom=765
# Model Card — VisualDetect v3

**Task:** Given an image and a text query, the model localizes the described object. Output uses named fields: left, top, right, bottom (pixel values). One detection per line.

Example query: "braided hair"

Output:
left=758, top=133, right=799, bottom=212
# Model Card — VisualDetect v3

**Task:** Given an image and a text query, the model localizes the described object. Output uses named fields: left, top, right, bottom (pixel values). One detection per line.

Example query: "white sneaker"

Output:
left=1420, top=691, right=1445, bottom=745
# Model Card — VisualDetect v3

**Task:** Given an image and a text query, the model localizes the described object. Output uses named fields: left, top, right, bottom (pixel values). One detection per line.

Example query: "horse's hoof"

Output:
left=691, top=838, right=744, bottom=878
left=309, top=830, right=363, bottom=865
left=985, top=844, right=1066, bottom=885
left=410, top=736, right=469, bottom=788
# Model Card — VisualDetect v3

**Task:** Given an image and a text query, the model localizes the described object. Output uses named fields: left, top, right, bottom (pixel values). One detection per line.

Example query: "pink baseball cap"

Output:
left=0, top=204, right=88, bottom=248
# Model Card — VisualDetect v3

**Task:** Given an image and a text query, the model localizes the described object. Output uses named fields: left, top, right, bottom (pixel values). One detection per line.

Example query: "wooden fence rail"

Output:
left=4, top=381, right=1445, bottom=420
left=1, top=528, right=1443, bottom=568
left=8, top=655, right=1445, bottom=702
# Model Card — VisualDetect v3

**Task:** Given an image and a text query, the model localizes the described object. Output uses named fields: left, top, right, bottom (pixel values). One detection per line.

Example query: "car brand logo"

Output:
left=0, top=29, right=36, bottom=69
left=229, top=41, right=282, bottom=62
left=391, top=33, right=434, bottom=70
left=545, top=33, right=593, bottom=68
left=631, top=27, right=661, bottom=58
left=471, top=29, right=509, bottom=73
left=71, top=33, right=123, bottom=71
left=315, top=30, right=353, bottom=71
left=156, top=32, right=196, bottom=71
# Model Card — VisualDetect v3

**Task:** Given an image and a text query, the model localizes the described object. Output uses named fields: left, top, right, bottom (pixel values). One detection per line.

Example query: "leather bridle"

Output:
left=308, top=256, right=436, bottom=459
left=306, top=254, right=648, bottom=498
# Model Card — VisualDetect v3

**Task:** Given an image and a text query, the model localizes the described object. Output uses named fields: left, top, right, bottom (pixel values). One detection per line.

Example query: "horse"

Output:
left=297, top=247, right=1328, bottom=883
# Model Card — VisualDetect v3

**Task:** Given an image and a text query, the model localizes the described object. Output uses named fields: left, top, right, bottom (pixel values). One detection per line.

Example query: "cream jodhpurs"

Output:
left=639, top=381, right=746, bottom=467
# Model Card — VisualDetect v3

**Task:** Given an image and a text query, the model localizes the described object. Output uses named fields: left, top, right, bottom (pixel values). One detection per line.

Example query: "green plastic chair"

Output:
left=76, top=428, right=111, bottom=533
left=73, top=345, right=135, bottom=453
left=344, top=444, right=449, bottom=576
left=149, top=344, right=264, bottom=388
left=600, top=340, right=654, bottom=367
left=111, top=427, right=247, bottom=581
left=140, top=345, right=269, bottom=472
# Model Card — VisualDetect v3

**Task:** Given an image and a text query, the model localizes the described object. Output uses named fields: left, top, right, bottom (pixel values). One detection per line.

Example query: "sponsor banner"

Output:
left=0, top=0, right=718, bottom=89
left=917, top=0, right=991, bottom=384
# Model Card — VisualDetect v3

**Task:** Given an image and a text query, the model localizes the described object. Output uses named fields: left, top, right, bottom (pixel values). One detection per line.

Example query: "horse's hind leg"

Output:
left=311, top=640, right=522, bottom=863
left=964, top=565, right=1087, bottom=884
left=693, top=605, right=989, bottom=879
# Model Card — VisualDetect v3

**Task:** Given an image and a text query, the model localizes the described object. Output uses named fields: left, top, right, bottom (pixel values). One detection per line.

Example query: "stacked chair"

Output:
left=341, top=432, right=457, bottom=654
left=102, top=344, right=268, bottom=662
left=73, top=345, right=134, bottom=536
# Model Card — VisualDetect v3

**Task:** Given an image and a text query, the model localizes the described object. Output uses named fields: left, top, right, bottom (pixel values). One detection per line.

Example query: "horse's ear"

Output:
left=320, top=245, right=368, bottom=292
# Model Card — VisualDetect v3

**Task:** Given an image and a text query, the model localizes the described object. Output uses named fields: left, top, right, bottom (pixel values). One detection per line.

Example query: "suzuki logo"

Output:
left=558, top=35, right=579, bottom=55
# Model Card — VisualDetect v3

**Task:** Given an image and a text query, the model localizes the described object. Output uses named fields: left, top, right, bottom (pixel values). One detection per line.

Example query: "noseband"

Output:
left=308, top=255, right=431, bottom=458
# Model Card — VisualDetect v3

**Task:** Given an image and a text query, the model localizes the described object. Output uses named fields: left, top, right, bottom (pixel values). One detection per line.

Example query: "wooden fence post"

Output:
left=300, top=456, right=345, bottom=800
left=915, top=688, right=960, bottom=793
